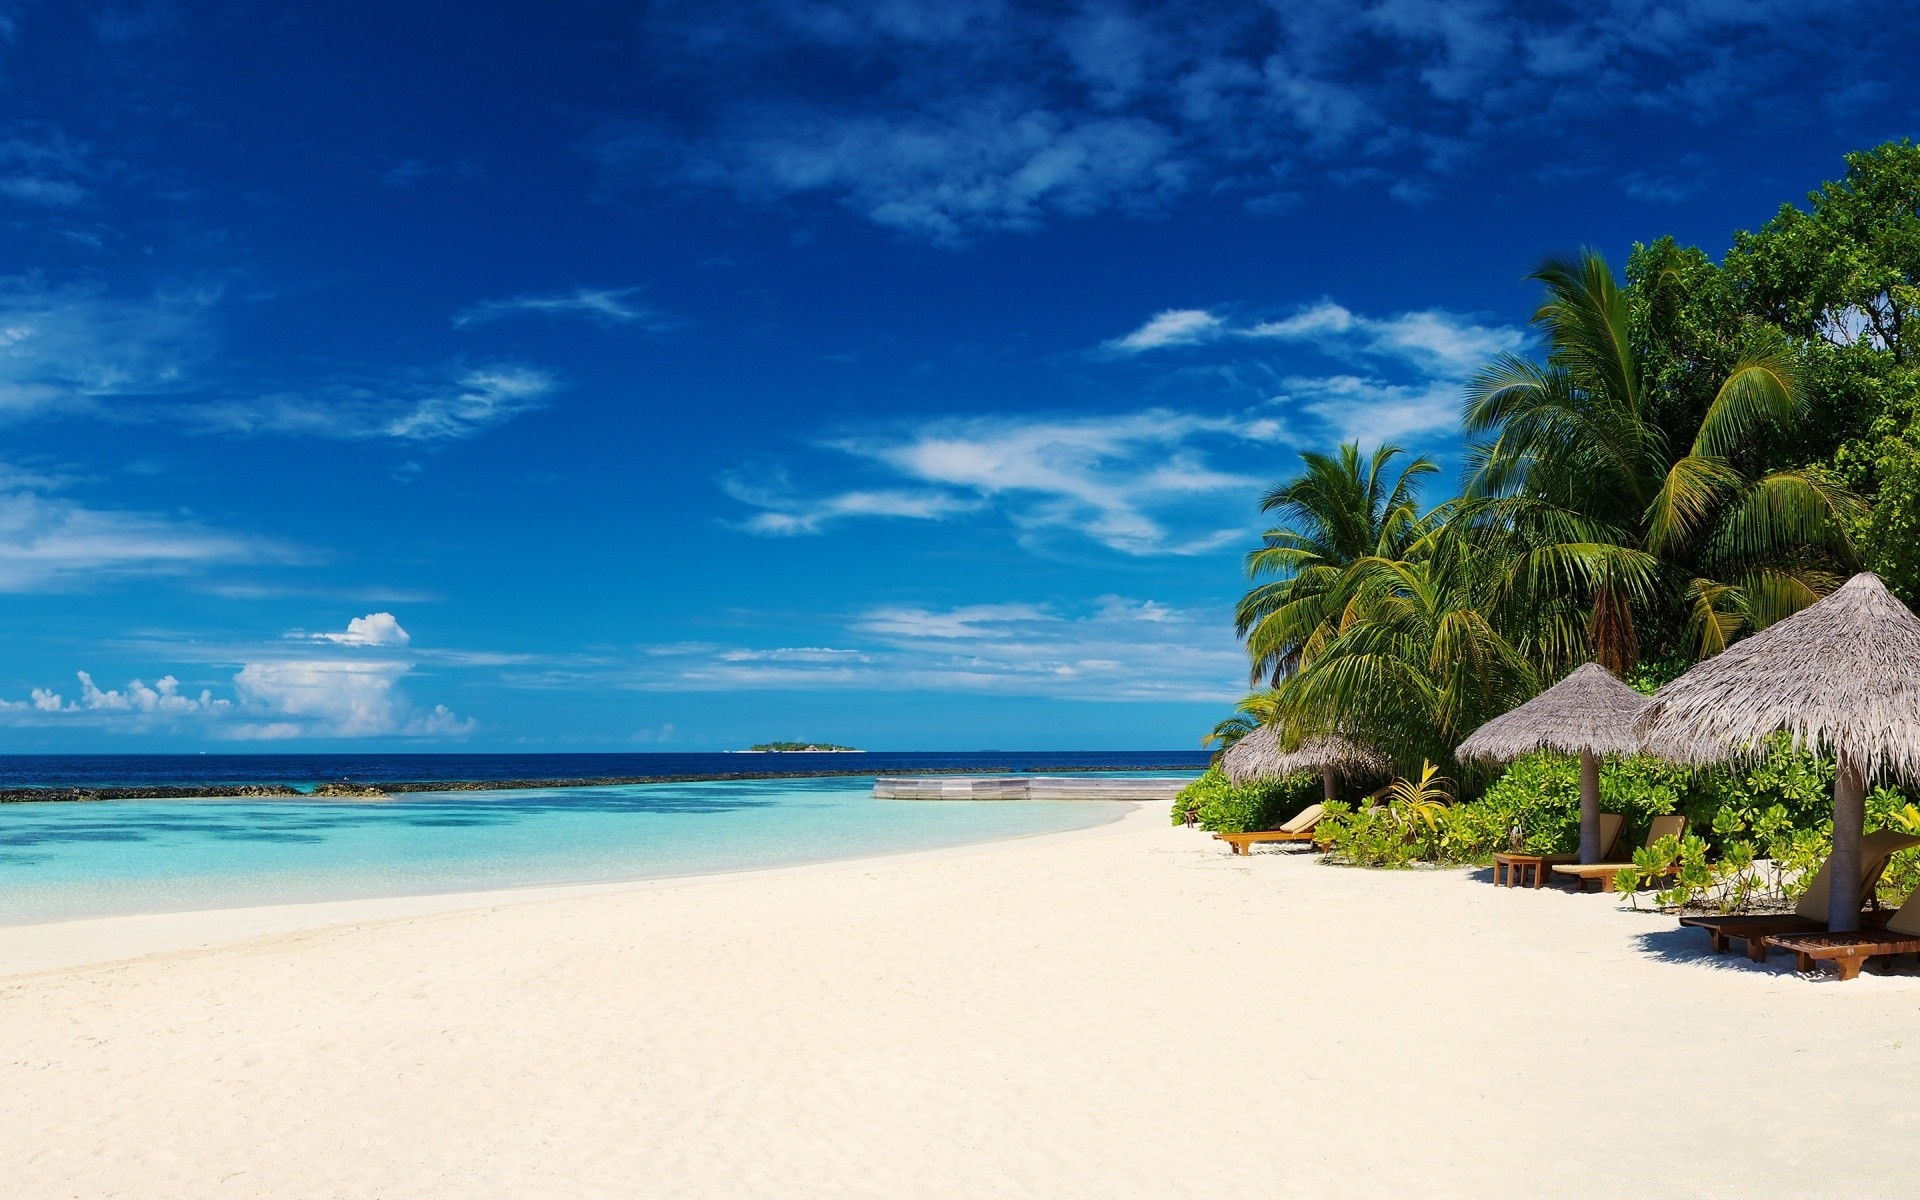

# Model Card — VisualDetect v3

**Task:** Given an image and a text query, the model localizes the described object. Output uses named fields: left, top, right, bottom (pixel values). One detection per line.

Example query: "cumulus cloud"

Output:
left=599, top=0, right=1854, bottom=241
left=453, top=287, right=659, bottom=330
left=1, top=671, right=228, bottom=716
left=233, top=659, right=470, bottom=739
left=310, top=612, right=411, bottom=646
left=0, top=613, right=474, bottom=739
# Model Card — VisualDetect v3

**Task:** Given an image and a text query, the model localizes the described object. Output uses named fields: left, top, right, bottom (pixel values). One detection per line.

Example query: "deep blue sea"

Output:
left=0, top=752, right=1207, bottom=925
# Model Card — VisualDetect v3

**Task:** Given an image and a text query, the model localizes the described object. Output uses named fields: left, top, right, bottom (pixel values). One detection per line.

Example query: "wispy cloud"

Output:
left=0, top=485, right=282, bottom=592
left=1110, top=300, right=1524, bottom=378
left=1104, top=299, right=1528, bottom=449
left=599, top=1, right=1853, bottom=242
left=453, top=286, right=658, bottom=330
left=725, top=409, right=1271, bottom=555
left=0, top=277, right=218, bottom=417
left=1106, top=308, right=1225, bottom=352
left=0, top=124, right=94, bottom=209
left=572, top=595, right=1243, bottom=703
left=194, top=364, right=557, bottom=442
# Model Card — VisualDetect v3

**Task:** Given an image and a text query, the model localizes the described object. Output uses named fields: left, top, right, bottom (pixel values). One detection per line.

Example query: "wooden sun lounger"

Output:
left=1679, top=829, right=1920, bottom=960
left=1678, top=909, right=1893, bottom=962
left=1551, top=815, right=1688, bottom=892
left=1214, top=803, right=1324, bottom=856
left=1763, top=928, right=1920, bottom=981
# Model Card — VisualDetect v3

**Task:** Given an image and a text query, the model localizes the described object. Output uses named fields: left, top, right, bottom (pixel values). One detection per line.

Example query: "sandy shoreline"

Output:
left=4, top=802, right=1918, bottom=1198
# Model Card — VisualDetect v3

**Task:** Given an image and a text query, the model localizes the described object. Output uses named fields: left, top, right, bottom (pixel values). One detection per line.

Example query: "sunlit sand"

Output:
left=3, top=802, right=1913, bottom=1198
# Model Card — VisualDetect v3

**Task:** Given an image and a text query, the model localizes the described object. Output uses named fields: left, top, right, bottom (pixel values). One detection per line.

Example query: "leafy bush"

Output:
left=1317, top=763, right=1465, bottom=868
left=1458, top=752, right=1688, bottom=859
left=1172, top=767, right=1320, bottom=833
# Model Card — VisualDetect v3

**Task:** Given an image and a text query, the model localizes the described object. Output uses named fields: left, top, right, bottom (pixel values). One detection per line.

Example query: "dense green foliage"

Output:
left=1201, top=141, right=1920, bottom=899
left=1171, top=767, right=1320, bottom=833
left=1215, top=142, right=1920, bottom=778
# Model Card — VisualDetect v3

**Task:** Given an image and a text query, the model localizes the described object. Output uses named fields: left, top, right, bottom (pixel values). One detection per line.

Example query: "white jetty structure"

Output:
left=873, top=776, right=1191, bottom=801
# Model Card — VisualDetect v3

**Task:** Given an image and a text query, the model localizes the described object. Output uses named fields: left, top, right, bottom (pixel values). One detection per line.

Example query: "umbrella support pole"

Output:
left=1830, top=754, right=1867, bottom=933
left=1578, top=749, right=1602, bottom=865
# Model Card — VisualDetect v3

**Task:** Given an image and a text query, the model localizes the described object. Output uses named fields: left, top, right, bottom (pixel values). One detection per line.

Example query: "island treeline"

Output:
left=1215, top=140, right=1920, bottom=774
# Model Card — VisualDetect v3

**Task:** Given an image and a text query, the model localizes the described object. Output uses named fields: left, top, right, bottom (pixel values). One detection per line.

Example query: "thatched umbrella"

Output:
left=1457, top=663, right=1648, bottom=864
left=1636, top=572, right=1920, bottom=932
left=1223, top=726, right=1386, bottom=801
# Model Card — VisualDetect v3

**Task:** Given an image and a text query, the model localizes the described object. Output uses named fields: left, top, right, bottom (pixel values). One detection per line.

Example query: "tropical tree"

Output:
left=1456, top=249, right=1862, bottom=672
left=1274, top=542, right=1537, bottom=771
left=1236, top=442, right=1437, bottom=685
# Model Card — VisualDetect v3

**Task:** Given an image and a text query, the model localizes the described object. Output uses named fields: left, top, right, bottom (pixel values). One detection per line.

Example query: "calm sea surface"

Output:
left=0, top=752, right=1206, bottom=925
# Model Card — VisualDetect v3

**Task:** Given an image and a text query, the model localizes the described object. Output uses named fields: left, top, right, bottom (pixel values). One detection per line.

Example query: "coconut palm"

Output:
left=1458, top=249, right=1861, bottom=674
left=1274, top=542, right=1538, bottom=772
left=1236, top=442, right=1437, bottom=685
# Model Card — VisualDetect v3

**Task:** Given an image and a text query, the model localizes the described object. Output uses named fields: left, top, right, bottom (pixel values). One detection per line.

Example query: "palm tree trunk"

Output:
left=1578, top=749, right=1602, bottom=864
left=1829, top=753, right=1867, bottom=933
left=1321, top=766, right=1337, bottom=802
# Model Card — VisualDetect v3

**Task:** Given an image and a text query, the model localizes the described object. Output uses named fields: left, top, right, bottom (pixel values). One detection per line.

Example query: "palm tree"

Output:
left=1236, top=442, right=1437, bottom=685
left=1458, top=249, right=1860, bottom=673
left=1275, top=542, right=1537, bottom=772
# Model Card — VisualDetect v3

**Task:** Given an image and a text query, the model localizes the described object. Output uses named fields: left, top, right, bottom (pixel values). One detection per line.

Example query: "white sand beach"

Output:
left=3, top=802, right=1916, bottom=1199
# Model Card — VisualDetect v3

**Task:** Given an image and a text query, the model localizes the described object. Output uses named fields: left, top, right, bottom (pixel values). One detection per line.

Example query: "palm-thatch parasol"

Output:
left=1457, top=662, right=1649, bottom=864
left=1636, top=572, right=1920, bottom=931
left=1222, top=726, right=1387, bottom=800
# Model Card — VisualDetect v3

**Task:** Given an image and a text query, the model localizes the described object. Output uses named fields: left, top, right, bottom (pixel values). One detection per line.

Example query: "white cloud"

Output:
left=1247, top=301, right=1526, bottom=378
left=234, top=660, right=428, bottom=738
left=1277, top=374, right=1466, bottom=445
left=384, top=366, right=555, bottom=440
left=0, top=614, right=473, bottom=739
left=0, top=487, right=277, bottom=592
left=1107, top=308, right=1225, bottom=352
left=603, top=2, right=1848, bottom=242
left=720, top=478, right=980, bottom=535
left=615, top=100, right=1188, bottom=244
left=727, top=410, right=1269, bottom=555
left=1112, top=299, right=1525, bottom=380
left=0, top=126, right=93, bottom=209
left=310, top=612, right=412, bottom=647
left=453, top=287, right=658, bottom=329
left=0, top=277, right=218, bottom=417
left=0, top=671, right=228, bottom=716
left=199, top=364, right=557, bottom=442
left=596, top=596, right=1243, bottom=703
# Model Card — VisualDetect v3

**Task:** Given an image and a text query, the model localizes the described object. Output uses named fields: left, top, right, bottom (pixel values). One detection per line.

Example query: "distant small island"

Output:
left=737, top=742, right=864, bottom=753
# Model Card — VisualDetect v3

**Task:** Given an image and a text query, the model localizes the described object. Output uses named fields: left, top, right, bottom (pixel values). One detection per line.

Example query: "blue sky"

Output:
left=0, top=0, right=1914, bottom=751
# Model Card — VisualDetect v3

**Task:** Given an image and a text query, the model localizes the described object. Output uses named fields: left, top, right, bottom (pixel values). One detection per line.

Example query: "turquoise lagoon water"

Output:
left=0, top=777, right=1138, bottom=925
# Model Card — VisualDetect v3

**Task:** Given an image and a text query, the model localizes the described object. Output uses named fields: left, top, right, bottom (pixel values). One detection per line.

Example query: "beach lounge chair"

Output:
left=1677, top=830, right=1920, bottom=961
left=1550, top=815, right=1690, bottom=892
left=1214, top=803, right=1325, bottom=856
left=1764, top=885, right=1920, bottom=980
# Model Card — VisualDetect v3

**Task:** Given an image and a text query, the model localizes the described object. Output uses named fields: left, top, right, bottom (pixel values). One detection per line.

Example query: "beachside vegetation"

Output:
left=1202, top=141, right=1920, bottom=898
left=1171, top=767, right=1319, bottom=832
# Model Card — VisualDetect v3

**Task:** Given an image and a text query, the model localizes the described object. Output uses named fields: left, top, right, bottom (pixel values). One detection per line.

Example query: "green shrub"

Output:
left=1457, top=752, right=1687, bottom=859
left=1172, top=767, right=1320, bottom=833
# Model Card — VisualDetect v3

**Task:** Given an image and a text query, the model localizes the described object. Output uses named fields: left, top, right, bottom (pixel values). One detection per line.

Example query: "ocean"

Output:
left=0, top=752, right=1209, bottom=925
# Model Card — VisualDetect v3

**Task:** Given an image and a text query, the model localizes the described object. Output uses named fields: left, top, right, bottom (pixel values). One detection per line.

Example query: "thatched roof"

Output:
left=1635, top=572, right=1920, bottom=781
left=1222, top=727, right=1386, bottom=785
left=1456, top=662, right=1647, bottom=763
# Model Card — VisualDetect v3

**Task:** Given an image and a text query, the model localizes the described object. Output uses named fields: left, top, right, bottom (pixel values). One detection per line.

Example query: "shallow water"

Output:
left=0, top=776, right=1142, bottom=925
